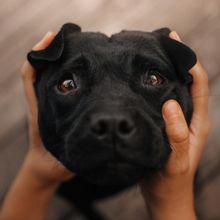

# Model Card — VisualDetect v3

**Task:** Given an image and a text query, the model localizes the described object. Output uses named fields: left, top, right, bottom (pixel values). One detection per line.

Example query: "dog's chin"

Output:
left=78, top=162, right=147, bottom=187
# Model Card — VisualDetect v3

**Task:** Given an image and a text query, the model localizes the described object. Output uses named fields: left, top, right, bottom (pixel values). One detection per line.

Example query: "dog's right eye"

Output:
left=57, top=76, right=78, bottom=94
left=143, top=70, right=165, bottom=87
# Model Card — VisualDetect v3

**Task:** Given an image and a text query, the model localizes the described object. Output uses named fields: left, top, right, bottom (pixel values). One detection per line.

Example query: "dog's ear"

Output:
left=153, top=28, right=197, bottom=83
left=27, top=23, right=81, bottom=69
left=153, top=27, right=171, bottom=36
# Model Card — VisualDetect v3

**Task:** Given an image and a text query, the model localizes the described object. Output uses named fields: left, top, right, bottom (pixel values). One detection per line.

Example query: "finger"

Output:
left=162, top=100, right=189, bottom=163
left=21, top=32, right=55, bottom=118
left=189, top=62, right=209, bottom=135
left=21, top=60, right=35, bottom=82
left=22, top=63, right=38, bottom=117
left=169, top=31, right=209, bottom=137
left=188, top=63, right=209, bottom=166
left=169, top=31, right=182, bottom=42
left=32, top=31, right=55, bottom=50
left=21, top=32, right=55, bottom=82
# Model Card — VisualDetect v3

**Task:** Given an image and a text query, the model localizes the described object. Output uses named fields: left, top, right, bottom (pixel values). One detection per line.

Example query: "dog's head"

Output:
left=27, top=23, right=196, bottom=187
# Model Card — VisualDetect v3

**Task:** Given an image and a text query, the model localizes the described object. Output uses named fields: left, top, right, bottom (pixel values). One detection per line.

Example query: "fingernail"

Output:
left=162, top=100, right=180, bottom=120
left=170, top=31, right=182, bottom=42
left=32, top=31, right=54, bottom=50
left=42, top=31, right=53, bottom=40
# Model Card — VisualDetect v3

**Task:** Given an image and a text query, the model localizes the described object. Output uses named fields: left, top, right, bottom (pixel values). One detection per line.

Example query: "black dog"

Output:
left=27, top=23, right=196, bottom=219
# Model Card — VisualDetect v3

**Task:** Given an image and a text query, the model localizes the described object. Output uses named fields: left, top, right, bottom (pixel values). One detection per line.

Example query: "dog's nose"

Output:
left=90, top=115, right=135, bottom=139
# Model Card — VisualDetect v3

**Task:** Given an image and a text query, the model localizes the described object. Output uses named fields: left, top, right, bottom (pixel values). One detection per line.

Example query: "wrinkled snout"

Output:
left=65, top=107, right=171, bottom=186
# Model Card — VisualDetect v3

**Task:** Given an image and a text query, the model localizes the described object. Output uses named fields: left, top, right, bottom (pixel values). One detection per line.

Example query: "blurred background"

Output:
left=0, top=0, right=220, bottom=219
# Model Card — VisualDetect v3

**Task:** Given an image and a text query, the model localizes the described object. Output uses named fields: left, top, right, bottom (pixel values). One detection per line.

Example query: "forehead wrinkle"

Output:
left=61, top=53, right=85, bottom=71
left=65, top=32, right=109, bottom=53
left=110, top=31, right=173, bottom=69
left=63, top=32, right=175, bottom=80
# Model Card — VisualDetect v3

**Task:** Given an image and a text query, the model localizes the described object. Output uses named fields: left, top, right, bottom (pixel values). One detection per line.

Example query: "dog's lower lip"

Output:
left=105, top=161, right=134, bottom=169
left=79, top=161, right=139, bottom=174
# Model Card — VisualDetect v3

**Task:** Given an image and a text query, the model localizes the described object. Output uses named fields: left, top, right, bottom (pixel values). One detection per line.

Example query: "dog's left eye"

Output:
left=143, top=70, right=164, bottom=86
left=57, top=76, right=77, bottom=93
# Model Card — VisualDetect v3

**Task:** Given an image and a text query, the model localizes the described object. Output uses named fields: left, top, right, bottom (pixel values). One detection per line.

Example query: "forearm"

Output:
left=0, top=158, right=59, bottom=220
left=143, top=188, right=197, bottom=220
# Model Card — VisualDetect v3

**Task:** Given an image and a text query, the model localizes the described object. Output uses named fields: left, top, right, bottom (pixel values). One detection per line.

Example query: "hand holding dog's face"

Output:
left=28, top=23, right=196, bottom=186
left=21, top=32, right=75, bottom=185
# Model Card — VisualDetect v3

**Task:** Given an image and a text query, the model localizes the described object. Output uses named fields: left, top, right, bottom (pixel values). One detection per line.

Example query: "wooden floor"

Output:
left=0, top=1, right=220, bottom=219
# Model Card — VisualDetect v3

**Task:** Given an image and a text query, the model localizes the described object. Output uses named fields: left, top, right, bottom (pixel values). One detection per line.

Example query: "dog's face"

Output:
left=28, top=23, right=196, bottom=187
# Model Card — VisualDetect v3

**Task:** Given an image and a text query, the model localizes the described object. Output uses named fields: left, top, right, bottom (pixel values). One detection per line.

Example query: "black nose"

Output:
left=90, top=114, right=135, bottom=139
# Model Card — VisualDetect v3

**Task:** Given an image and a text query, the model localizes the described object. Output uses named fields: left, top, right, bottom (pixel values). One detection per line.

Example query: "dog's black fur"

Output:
left=27, top=23, right=196, bottom=219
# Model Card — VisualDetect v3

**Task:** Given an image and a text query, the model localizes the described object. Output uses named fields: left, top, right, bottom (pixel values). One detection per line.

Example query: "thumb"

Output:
left=162, top=100, right=189, bottom=171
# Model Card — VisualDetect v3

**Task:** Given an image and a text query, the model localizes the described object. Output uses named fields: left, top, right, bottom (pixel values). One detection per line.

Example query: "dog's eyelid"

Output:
left=47, top=71, right=77, bottom=88
left=132, top=54, right=166, bottom=73
left=145, top=67, right=162, bottom=74
left=46, top=74, right=71, bottom=89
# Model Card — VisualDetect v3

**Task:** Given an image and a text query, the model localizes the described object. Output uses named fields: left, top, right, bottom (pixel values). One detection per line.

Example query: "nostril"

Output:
left=118, top=119, right=134, bottom=135
left=91, top=120, right=108, bottom=137
left=90, top=116, right=135, bottom=138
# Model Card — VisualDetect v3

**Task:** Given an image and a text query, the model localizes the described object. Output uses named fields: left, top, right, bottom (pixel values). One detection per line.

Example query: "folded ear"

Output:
left=27, top=23, right=81, bottom=70
left=153, top=28, right=197, bottom=83
left=153, top=27, right=171, bottom=36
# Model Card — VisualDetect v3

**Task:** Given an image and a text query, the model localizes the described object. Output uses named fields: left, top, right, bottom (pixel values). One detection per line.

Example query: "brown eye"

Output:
left=143, top=70, right=164, bottom=86
left=58, top=77, right=77, bottom=93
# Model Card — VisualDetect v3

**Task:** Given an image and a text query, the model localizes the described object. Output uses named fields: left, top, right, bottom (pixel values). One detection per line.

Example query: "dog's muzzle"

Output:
left=64, top=108, right=170, bottom=186
left=90, top=112, right=136, bottom=143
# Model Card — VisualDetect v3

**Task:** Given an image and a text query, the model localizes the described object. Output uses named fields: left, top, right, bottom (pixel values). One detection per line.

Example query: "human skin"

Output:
left=0, top=31, right=209, bottom=220
left=140, top=32, right=209, bottom=220
left=0, top=32, right=74, bottom=220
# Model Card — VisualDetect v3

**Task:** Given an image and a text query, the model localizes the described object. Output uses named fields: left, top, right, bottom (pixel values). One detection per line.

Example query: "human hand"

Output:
left=140, top=31, right=209, bottom=220
left=21, top=32, right=75, bottom=186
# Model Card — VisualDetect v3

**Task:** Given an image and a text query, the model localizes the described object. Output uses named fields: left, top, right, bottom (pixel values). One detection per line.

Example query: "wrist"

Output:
left=22, top=155, right=60, bottom=190
left=143, top=186, right=196, bottom=220
left=0, top=158, right=59, bottom=220
left=23, top=147, right=74, bottom=187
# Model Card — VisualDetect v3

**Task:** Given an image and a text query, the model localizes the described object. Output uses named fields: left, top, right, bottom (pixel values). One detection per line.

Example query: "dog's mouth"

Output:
left=64, top=135, right=170, bottom=186
left=105, top=160, right=136, bottom=170
left=63, top=110, right=171, bottom=186
left=77, top=158, right=149, bottom=186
